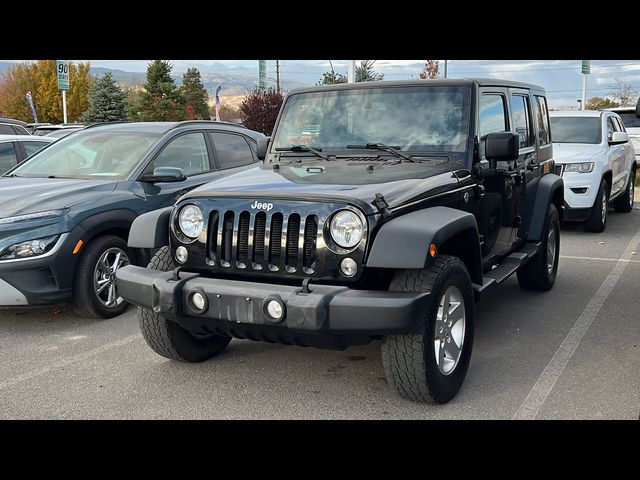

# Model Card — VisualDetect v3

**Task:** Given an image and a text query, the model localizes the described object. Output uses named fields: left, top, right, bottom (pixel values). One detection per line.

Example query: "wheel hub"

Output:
left=93, top=247, right=130, bottom=309
left=434, top=285, right=466, bottom=376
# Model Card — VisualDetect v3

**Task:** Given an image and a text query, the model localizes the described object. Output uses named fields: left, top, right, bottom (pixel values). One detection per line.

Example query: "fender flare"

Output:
left=127, top=207, right=172, bottom=248
left=525, top=173, right=563, bottom=241
left=366, top=206, right=483, bottom=284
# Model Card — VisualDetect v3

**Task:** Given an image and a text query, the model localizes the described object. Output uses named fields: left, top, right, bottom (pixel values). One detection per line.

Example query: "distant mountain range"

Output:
left=0, top=62, right=310, bottom=98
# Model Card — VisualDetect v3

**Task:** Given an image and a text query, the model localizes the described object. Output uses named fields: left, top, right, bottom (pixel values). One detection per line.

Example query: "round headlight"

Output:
left=178, top=205, right=204, bottom=239
left=330, top=210, right=364, bottom=249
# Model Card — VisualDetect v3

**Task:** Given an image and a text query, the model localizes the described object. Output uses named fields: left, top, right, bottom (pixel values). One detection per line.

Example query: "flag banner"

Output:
left=215, top=84, right=222, bottom=122
left=25, top=91, right=38, bottom=123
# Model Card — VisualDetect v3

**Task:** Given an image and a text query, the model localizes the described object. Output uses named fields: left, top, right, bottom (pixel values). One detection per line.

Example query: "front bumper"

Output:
left=116, top=265, right=430, bottom=340
left=0, top=232, right=79, bottom=306
left=561, top=171, right=600, bottom=210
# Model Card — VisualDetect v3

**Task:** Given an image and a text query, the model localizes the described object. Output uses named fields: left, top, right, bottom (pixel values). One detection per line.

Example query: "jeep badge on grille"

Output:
left=251, top=201, right=274, bottom=211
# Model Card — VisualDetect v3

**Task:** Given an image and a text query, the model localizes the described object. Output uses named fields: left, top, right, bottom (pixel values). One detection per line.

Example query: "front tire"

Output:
left=381, top=256, right=475, bottom=404
left=613, top=168, right=636, bottom=213
left=73, top=235, right=132, bottom=319
left=585, top=179, right=609, bottom=232
left=138, top=246, right=230, bottom=362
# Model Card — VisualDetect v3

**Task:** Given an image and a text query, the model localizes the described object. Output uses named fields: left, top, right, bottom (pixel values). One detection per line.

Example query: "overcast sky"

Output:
left=9, top=59, right=640, bottom=109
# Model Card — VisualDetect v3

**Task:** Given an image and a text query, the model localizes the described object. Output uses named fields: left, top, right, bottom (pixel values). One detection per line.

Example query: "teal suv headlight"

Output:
left=0, top=235, right=60, bottom=260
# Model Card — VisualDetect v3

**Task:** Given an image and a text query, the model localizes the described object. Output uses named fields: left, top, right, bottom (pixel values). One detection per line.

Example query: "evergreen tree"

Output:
left=355, top=60, right=384, bottom=82
left=139, top=60, right=185, bottom=121
left=316, top=71, right=348, bottom=86
left=82, top=72, right=128, bottom=123
left=180, top=68, right=210, bottom=120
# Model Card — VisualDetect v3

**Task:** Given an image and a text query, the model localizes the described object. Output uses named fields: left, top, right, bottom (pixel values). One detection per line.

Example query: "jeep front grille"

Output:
left=208, top=209, right=319, bottom=274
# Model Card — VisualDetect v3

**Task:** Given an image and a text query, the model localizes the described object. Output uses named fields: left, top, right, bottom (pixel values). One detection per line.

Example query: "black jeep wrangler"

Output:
left=117, top=79, right=563, bottom=404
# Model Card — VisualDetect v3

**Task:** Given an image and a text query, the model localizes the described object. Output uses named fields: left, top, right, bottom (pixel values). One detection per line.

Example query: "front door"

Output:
left=140, top=131, right=222, bottom=212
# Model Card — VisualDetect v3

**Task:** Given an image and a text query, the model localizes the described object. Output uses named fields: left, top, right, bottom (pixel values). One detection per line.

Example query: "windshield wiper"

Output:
left=4, top=173, right=21, bottom=177
left=346, top=143, right=415, bottom=162
left=275, top=144, right=331, bottom=161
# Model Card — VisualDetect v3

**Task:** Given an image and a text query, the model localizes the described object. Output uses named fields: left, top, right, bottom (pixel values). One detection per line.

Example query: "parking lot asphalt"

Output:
left=1, top=206, right=639, bottom=419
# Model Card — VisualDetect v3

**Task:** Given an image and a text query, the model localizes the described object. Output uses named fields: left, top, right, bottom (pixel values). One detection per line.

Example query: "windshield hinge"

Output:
left=372, top=193, right=392, bottom=219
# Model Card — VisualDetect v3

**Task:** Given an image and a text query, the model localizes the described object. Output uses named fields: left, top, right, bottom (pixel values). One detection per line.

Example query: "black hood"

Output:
left=183, top=160, right=461, bottom=215
left=0, top=177, right=117, bottom=217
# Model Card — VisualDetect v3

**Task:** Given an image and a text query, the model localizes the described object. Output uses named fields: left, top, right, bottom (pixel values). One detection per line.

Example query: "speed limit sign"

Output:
left=56, top=60, right=70, bottom=91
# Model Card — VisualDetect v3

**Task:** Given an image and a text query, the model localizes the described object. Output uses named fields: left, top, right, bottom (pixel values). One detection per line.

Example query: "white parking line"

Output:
left=0, top=334, right=140, bottom=391
left=560, top=255, right=640, bottom=264
left=513, top=226, right=640, bottom=420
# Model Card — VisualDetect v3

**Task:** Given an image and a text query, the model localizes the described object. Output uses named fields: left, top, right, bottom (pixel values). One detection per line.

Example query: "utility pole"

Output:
left=348, top=60, right=356, bottom=83
left=276, top=60, right=280, bottom=95
left=581, top=60, right=591, bottom=111
left=444, top=60, right=448, bottom=78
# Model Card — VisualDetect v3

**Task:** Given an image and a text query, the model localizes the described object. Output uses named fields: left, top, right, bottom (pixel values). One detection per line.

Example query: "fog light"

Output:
left=340, top=257, right=358, bottom=277
left=266, top=299, right=283, bottom=320
left=176, top=246, right=188, bottom=264
left=191, top=292, right=206, bottom=311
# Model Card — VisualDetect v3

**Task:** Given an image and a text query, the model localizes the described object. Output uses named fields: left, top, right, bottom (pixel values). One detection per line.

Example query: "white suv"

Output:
left=550, top=110, right=636, bottom=232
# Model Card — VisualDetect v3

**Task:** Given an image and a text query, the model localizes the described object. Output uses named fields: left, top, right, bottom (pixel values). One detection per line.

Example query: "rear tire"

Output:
left=585, top=179, right=609, bottom=232
left=613, top=168, right=635, bottom=213
left=381, top=256, right=475, bottom=404
left=517, top=204, right=560, bottom=291
left=138, top=246, right=230, bottom=362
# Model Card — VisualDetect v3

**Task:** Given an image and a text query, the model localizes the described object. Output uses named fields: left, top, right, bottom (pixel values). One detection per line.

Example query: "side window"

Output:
left=511, top=94, right=533, bottom=149
left=12, top=125, right=28, bottom=135
left=534, top=95, right=551, bottom=146
left=0, top=124, right=14, bottom=135
left=479, top=94, right=507, bottom=139
left=209, top=132, right=255, bottom=169
left=152, top=132, right=210, bottom=176
left=606, top=117, right=616, bottom=141
left=0, top=143, right=18, bottom=172
left=22, top=141, right=49, bottom=158
left=479, top=94, right=508, bottom=160
left=612, top=117, right=625, bottom=132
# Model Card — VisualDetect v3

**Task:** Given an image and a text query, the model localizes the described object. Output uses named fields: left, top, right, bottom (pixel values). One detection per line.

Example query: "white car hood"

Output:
left=552, top=143, right=603, bottom=164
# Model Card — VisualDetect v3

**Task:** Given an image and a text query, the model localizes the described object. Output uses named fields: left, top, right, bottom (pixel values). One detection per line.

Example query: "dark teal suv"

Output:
left=0, top=121, right=263, bottom=318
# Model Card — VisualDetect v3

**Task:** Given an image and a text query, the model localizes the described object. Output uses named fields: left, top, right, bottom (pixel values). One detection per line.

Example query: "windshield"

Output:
left=617, top=112, right=640, bottom=128
left=550, top=117, right=602, bottom=144
left=272, top=86, right=471, bottom=154
left=10, top=130, right=160, bottom=179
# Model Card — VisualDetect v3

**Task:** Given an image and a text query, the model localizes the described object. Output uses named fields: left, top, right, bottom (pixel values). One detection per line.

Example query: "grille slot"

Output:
left=253, top=212, right=266, bottom=264
left=286, top=214, right=301, bottom=268
left=555, top=164, right=564, bottom=176
left=220, top=211, right=234, bottom=266
left=303, top=215, right=318, bottom=269
left=237, top=211, right=250, bottom=265
left=269, top=213, right=283, bottom=265
left=207, top=211, right=219, bottom=262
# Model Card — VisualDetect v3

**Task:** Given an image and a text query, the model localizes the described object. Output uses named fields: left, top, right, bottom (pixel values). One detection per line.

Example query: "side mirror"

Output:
left=485, top=132, right=519, bottom=166
left=256, top=136, right=270, bottom=160
left=141, top=167, right=187, bottom=183
left=609, top=131, right=629, bottom=145
left=635, top=98, right=640, bottom=118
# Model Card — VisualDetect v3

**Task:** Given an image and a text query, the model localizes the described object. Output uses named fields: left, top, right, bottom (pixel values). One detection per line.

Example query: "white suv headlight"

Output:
left=565, top=162, right=594, bottom=173
left=330, top=210, right=364, bottom=248
left=178, top=205, right=204, bottom=239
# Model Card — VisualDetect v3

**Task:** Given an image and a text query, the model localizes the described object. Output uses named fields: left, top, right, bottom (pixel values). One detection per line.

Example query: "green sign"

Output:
left=56, top=60, right=70, bottom=91
left=581, top=60, right=591, bottom=75
left=258, top=60, right=266, bottom=89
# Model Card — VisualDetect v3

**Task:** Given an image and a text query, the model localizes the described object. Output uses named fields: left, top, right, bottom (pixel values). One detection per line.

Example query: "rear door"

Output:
left=207, top=130, right=258, bottom=174
left=139, top=130, right=222, bottom=212
left=606, top=115, right=627, bottom=195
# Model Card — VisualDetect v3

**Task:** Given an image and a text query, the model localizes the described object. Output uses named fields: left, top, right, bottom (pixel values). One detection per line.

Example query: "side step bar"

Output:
left=472, top=242, right=541, bottom=297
